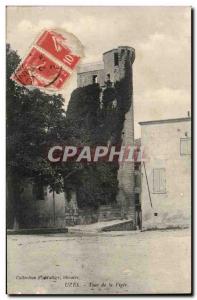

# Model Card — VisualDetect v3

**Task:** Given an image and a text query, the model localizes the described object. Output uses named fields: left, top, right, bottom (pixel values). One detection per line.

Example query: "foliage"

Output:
left=6, top=44, right=69, bottom=226
left=65, top=55, right=133, bottom=209
left=7, top=43, right=133, bottom=219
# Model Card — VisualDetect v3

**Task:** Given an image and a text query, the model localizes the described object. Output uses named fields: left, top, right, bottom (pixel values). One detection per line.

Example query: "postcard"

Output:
left=6, top=6, right=192, bottom=295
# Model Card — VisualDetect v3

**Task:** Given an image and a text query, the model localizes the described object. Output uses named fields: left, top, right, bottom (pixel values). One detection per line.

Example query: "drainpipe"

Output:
left=143, top=161, right=153, bottom=208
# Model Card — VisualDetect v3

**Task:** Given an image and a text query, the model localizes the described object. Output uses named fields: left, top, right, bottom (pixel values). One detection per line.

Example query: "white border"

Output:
left=1, top=0, right=195, bottom=5
left=1, top=1, right=195, bottom=299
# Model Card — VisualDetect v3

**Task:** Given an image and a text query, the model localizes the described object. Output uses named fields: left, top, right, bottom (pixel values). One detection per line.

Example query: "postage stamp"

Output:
left=11, top=29, right=83, bottom=90
left=6, top=6, right=191, bottom=296
left=12, top=47, right=70, bottom=89
left=36, top=30, right=80, bottom=70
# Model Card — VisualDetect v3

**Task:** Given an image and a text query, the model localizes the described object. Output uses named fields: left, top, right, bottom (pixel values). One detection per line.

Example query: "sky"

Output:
left=6, top=6, right=191, bottom=137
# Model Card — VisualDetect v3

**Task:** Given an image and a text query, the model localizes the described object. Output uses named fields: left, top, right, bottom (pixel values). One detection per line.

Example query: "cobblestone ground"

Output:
left=7, top=229, right=191, bottom=294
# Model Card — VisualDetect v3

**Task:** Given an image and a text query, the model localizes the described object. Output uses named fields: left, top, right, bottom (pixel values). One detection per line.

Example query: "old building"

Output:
left=77, top=46, right=135, bottom=87
left=7, top=46, right=137, bottom=229
left=139, top=117, right=191, bottom=230
left=77, top=46, right=136, bottom=226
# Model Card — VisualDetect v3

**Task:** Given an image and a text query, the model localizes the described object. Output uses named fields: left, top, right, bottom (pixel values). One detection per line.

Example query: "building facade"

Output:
left=140, top=117, right=191, bottom=230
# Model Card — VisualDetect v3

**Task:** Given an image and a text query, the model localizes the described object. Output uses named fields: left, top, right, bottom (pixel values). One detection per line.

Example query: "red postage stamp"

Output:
left=11, top=29, right=82, bottom=90
left=36, top=30, right=80, bottom=70
left=12, top=47, right=70, bottom=89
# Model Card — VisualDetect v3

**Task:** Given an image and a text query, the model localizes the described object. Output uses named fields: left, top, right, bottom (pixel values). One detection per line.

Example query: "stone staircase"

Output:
left=67, top=219, right=135, bottom=233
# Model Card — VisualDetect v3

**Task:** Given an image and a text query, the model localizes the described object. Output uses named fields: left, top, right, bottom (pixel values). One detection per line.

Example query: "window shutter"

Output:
left=180, top=138, right=191, bottom=155
left=153, top=168, right=166, bottom=193
left=159, top=169, right=166, bottom=193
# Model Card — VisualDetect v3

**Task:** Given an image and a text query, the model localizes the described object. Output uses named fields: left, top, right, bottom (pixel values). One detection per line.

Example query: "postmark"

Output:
left=11, top=29, right=83, bottom=91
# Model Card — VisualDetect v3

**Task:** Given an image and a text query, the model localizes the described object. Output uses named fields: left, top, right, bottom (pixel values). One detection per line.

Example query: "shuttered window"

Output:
left=180, top=138, right=191, bottom=155
left=153, top=168, right=166, bottom=193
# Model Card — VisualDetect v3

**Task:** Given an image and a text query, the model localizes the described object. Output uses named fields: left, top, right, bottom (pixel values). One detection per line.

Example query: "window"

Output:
left=92, top=75, right=98, bottom=84
left=33, top=183, right=45, bottom=200
left=134, top=173, right=141, bottom=188
left=114, top=53, right=119, bottom=66
left=180, top=138, right=191, bottom=155
left=153, top=168, right=166, bottom=193
left=135, top=193, right=140, bottom=205
left=135, top=162, right=140, bottom=171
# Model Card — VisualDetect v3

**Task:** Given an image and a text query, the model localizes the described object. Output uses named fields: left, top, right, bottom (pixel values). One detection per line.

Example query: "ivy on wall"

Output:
left=65, top=55, right=133, bottom=209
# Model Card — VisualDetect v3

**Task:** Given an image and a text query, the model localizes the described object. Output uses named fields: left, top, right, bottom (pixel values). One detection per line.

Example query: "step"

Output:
left=68, top=219, right=135, bottom=233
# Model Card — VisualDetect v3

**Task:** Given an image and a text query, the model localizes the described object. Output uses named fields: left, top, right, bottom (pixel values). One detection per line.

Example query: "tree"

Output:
left=6, top=44, right=68, bottom=228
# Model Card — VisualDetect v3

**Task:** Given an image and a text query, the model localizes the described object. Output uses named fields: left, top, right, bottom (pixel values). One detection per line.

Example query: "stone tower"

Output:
left=77, top=46, right=136, bottom=226
left=103, top=47, right=136, bottom=224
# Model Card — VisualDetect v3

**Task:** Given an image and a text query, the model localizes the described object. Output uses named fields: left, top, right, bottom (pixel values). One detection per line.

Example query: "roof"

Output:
left=139, top=117, right=191, bottom=126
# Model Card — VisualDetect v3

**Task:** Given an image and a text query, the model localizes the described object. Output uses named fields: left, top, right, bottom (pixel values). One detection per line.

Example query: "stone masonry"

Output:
left=77, top=47, right=136, bottom=227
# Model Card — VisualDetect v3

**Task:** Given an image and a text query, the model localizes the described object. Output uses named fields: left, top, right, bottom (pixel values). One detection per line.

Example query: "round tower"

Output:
left=103, top=46, right=136, bottom=227
left=103, top=46, right=135, bottom=83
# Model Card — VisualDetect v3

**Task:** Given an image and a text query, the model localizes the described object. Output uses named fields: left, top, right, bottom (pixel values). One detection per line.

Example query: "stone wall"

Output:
left=65, top=203, right=123, bottom=226
left=17, top=184, right=131, bottom=228
left=103, top=47, right=135, bottom=82
left=19, top=183, right=66, bottom=228
left=77, top=46, right=136, bottom=227
left=98, top=205, right=121, bottom=222
left=115, top=47, right=136, bottom=225
left=77, top=69, right=104, bottom=87
left=117, top=109, right=135, bottom=222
